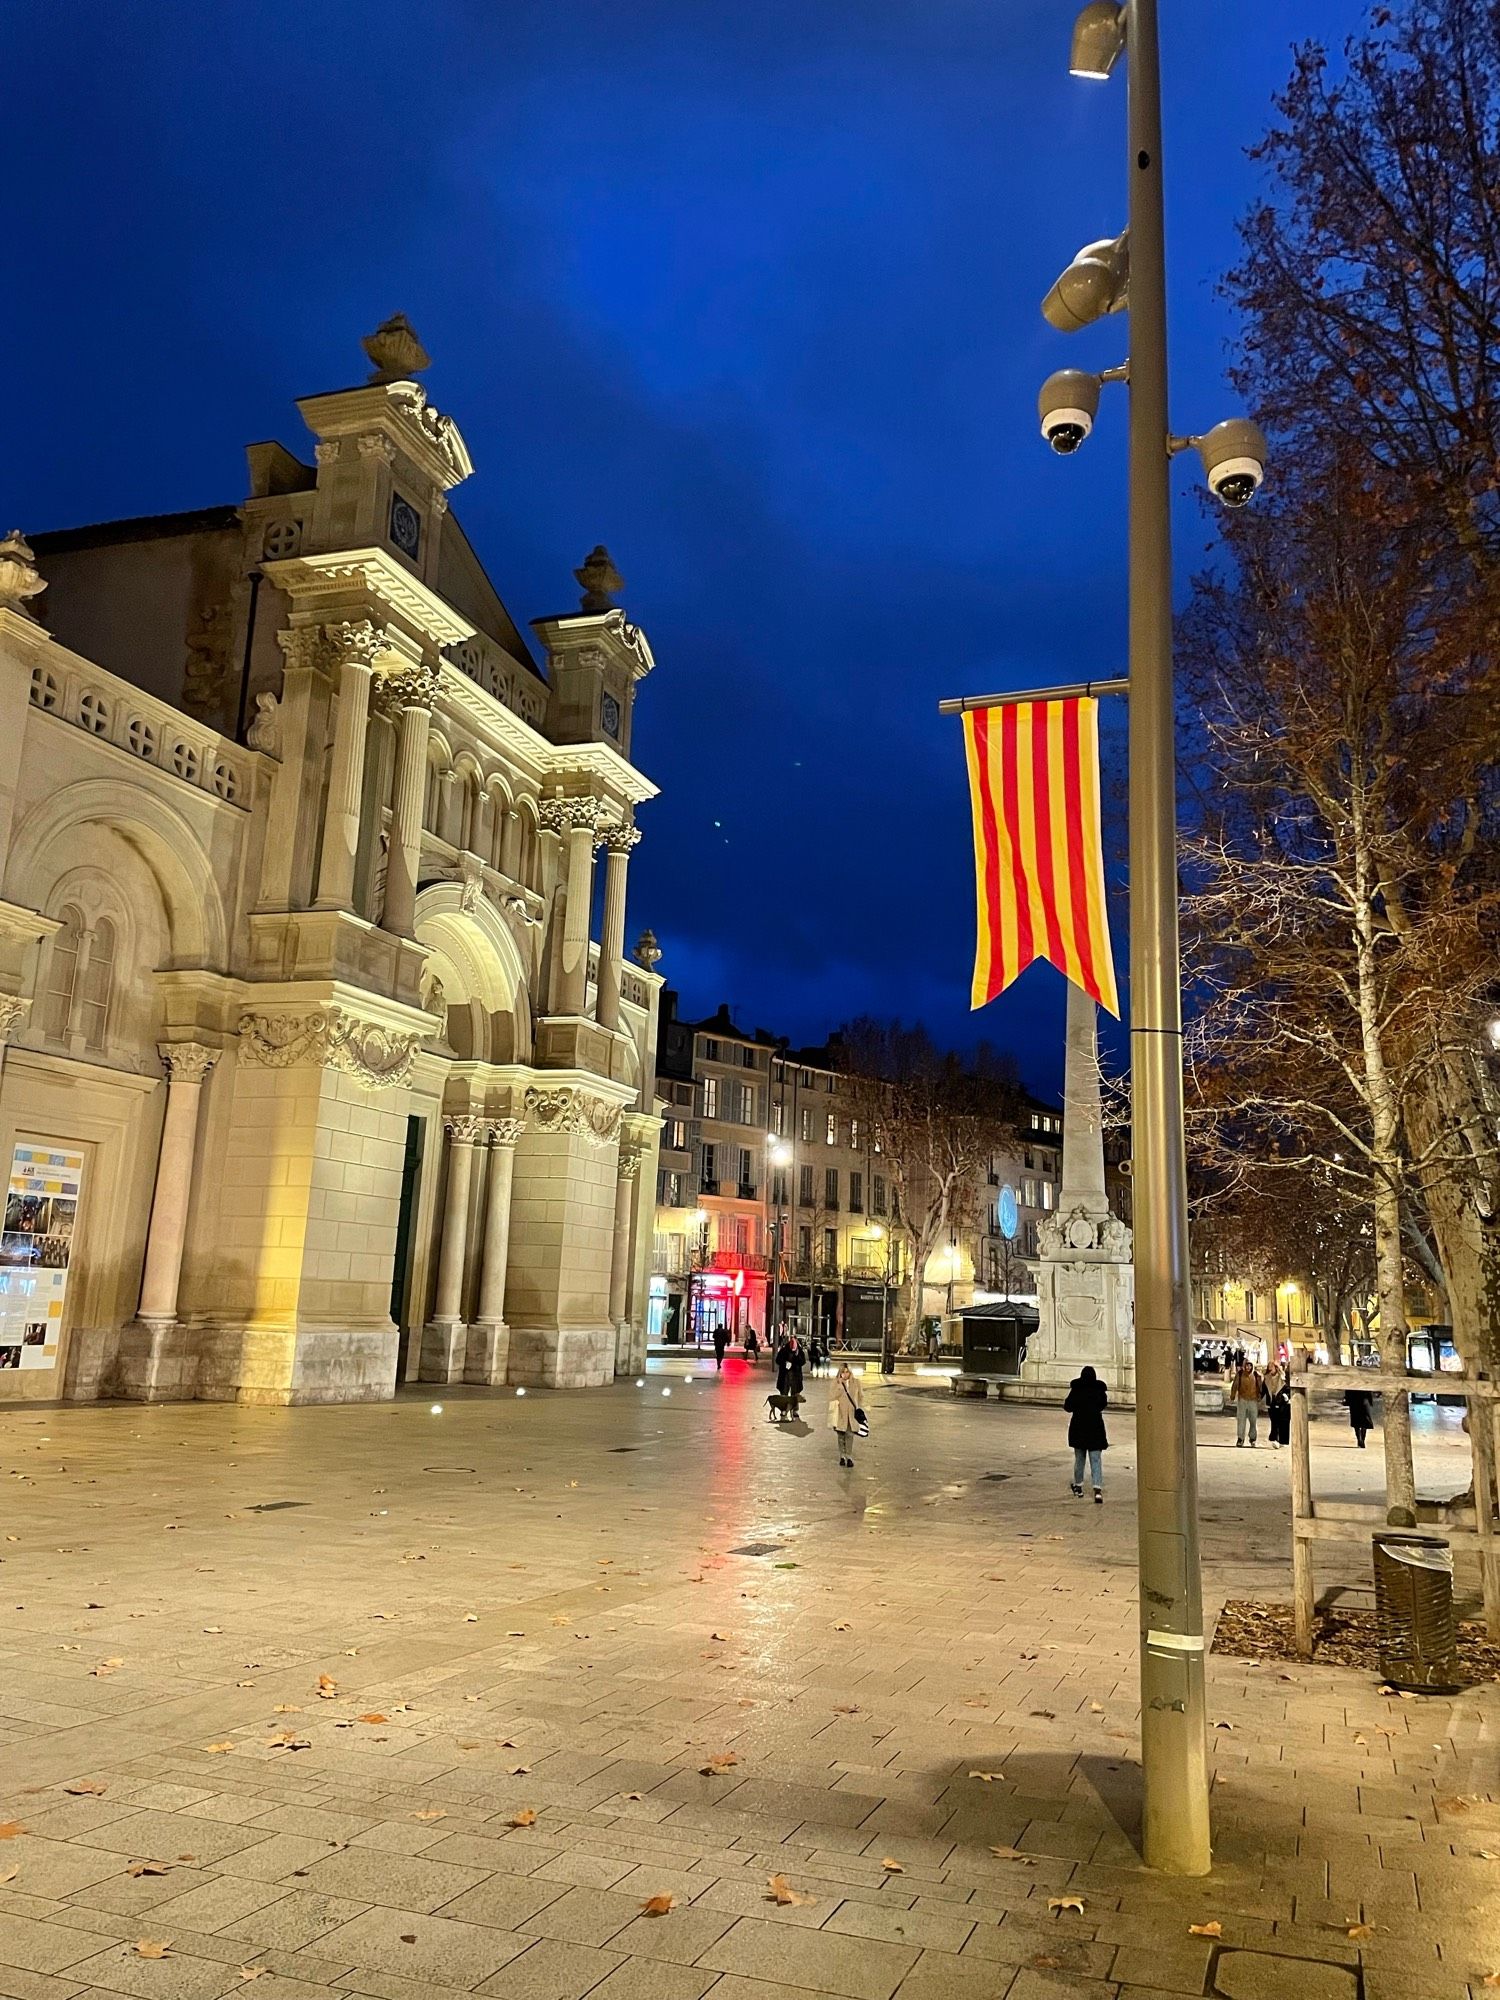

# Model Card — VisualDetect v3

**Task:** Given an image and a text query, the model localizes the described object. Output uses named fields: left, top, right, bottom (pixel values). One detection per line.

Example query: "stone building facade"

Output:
left=0, top=319, right=662, bottom=1405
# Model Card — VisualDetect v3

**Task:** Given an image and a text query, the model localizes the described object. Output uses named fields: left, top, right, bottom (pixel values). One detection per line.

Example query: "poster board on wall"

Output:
left=0, top=1143, right=85, bottom=1371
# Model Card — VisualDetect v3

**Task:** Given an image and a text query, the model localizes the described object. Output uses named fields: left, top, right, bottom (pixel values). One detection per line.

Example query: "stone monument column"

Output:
left=422, top=1114, right=483, bottom=1381
left=595, top=821, right=641, bottom=1032
left=466, top=1117, right=523, bottom=1386
left=1018, top=980, right=1135, bottom=1404
left=314, top=621, right=384, bottom=911
left=380, top=666, right=438, bottom=939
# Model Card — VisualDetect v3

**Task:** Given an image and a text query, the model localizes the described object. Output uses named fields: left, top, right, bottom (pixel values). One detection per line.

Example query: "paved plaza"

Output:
left=0, top=1365, right=1495, bottom=2000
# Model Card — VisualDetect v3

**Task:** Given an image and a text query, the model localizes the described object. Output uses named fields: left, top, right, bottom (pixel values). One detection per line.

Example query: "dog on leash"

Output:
left=765, top=1393, right=801, bottom=1422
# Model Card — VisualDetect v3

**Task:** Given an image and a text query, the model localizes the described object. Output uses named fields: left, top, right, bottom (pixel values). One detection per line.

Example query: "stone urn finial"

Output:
left=575, top=544, right=624, bottom=613
left=0, top=532, right=44, bottom=620
left=362, top=313, right=432, bottom=384
left=632, top=928, right=662, bottom=972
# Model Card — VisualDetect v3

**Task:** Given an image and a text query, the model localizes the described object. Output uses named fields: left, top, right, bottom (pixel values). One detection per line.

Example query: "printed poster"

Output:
left=0, top=1144, right=84, bottom=1371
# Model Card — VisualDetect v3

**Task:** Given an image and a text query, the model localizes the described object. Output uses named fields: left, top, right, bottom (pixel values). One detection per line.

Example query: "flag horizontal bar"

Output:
left=937, top=677, right=1129, bottom=716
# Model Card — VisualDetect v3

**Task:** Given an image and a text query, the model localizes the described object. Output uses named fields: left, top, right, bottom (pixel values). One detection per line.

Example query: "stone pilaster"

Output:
left=595, top=821, right=640, bottom=1032
left=259, top=626, right=335, bottom=912
left=314, top=621, right=386, bottom=912
left=378, top=665, right=438, bottom=938
left=540, top=796, right=601, bottom=1016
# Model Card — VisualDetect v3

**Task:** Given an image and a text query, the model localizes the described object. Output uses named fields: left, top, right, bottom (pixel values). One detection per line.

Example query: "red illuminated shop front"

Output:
left=689, top=1263, right=767, bottom=1343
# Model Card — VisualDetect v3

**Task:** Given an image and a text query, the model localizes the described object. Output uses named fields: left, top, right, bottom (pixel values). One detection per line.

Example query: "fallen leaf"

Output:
left=881, top=1857, right=904, bottom=1873
left=273, top=1705, right=301, bottom=1715
left=1347, top=1923, right=1375, bottom=1940
left=508, top=1808, right=538, bottom=1828
left=767, top=1872, right=815, bottom=1906
left=1089, top=1702, right=1105, bottom=1714
left=464, top=1614, right=479, bottom=1623
left=0, top=1826, right=25, bottom=1841
left=1482, top=1975, right=1500, bottom=1990
left=1352, top=1733, right=1368, bottom=1747
left=639, top=1893, right=674, bottom=1915
left=1188, top=1921, right=1223, bottom=1938
left=127, top=1862, right=173, bottom=1878
left=63, top=1780, right=107, bottom=1796
left=267, top=1734, right=311, bottom=1752
left=239, top=1968, right=269, bottom=1981
left=316, top=1675, right=338, bottom=1699
left=1030, top=1955, right=1064, bottom=1971
left=622, top=1792, right=645, bottom=1801
left=700, top=1754, right=739, bottom=1775
left=1438, top=1795, right=1478, bottom=1813
left=204, top=1742, right=235, bottom=1754
left=833, top=1704, right=860, bottom=1715
left=990, top=1846, right=1036, bottom=1864
left=969, top=1771, right=1006, bottom=1783
left=134, top=1940, right=173, bottom=1960
left=1030, top=1709, right=1056, bottom=1720
left=1049, top=1895, right=1085, bottom=1914
left=507, top=1765, right=532, bottom=1777
left=0, top=1867, right=16, bottom=1885
left=357, top=1714, right=388, bottom=1725
left=91, top=1659, right=124, bottom=1677
left=1213, top=1720, right=1234, bottom=1732
left=834, top=1620, right=853, bottom=1632
left=411, top=1809, right=447, bottom=1823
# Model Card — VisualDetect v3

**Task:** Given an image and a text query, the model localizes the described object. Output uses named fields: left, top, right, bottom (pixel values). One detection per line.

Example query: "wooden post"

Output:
left=1480, top=1392, right=1500, bottom=1640
left=1290, top=1385, right=1315, bottom=1660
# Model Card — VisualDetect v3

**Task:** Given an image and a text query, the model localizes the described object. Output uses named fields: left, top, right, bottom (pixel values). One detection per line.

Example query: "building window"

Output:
left=872, top=1174, right=887, bottom=1216
left=771, top=1170, right=788, bottom=1207
left=44, top=905, right=115, bottom=1052
left=1022, top=1178, right=1037, bottom=1208
left=702, top=1144, right=717, bottom=1188
left=825, top=1111, right=836, bottom=1146
left=666, top=1118, right=687, bottom=1150
left=738, top=1081, right=755, bottom=1124
left=704, top=1038, right=721, bottom=1061
left=823, top=1227, right=838, bottom=1267
left=1024, top=1149, right=1035, bottom=1170
left=1042, top=1181, right=1054, bottom=1210
left=663, top=1170, right=681, bottom=1206
left=43, top=905, right=85, bottom=1039
left=798, top=1225, right=812, bottom=1264
left=702, top=1075, right=719, bottom=1118
left=825, top=1166, right=839, bottom=1209
left=734, top=1218, right=750, bottom=1257
left=1024, top=1219, right=1040, bottom=1257
left=742, top=1045, right=757, bottom=1068
left=738, top=1147, right=752, bottom=1190
left=771, top=1100, right=786, bottom=1136
left=1246, top=1291, right=1256, bottom=1321
left=850, top=1117, right=860, bottom=1149
left=800, top=1105, right=813, bottom=1143
left=849, top=1171, right=863, bottom=1214
left=799, top=1164, right=815, bottom=1207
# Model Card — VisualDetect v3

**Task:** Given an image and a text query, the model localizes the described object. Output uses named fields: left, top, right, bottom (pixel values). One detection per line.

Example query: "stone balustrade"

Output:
left=27, top=656, right=255, bottom=810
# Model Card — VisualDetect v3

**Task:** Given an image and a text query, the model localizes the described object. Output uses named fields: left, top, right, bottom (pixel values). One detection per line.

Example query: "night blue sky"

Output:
left=3, top=0, right=1358, bottom=1094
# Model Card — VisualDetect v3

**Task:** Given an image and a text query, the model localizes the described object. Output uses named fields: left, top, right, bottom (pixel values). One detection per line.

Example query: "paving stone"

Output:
left=586, top=1961, right=719, bottom=2000
left=429, top=1876, right=569, bottom=1932
left=600, top=1904, right=736, bottom=1965
left=820, top=1900, right=975, bottom=1954
left=471, top=1937, right=625, bottom=2000
left=311, top=1906, right=526, bottom=1988
left=515, top=1888, right=648, bottom=1949
left=296, top=1850, right=487, bottom=1916
left=61, top=1942, right=246, bottom=2000
left=0, top=1913, right=107, bottom=1976
left=1215, top=1949, right=1358, bottom=2000
left=696, top=1915, right=919, bottom=1999
left=218, top=1893, right=373, bottom=1953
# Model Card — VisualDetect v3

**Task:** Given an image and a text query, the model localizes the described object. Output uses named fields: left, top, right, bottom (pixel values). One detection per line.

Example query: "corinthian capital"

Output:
left=445, top=1114, right=487, bottom=1143
left=602, top=820, right=642, bottom=856
left=277, top=626, right=335, bottom=674
left=328, top=619, right=388, bottom=671
left=486, top=1116, right=525, bottom=1147
left=539, top=795, right=602, bottom=837
left=158, top=1041, right=219, bottom=1085
left=373, top=662, right=440, bottom=719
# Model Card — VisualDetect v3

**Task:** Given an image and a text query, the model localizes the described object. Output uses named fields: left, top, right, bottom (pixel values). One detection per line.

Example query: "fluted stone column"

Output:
left=0, top=993, right=28, bottom=1095
left=608, top=1141, right=643, bottom=1365
left=595, top=821, right=640, bottom=1032
left=466, top=1117, right=523, bottom=1385
left=541, top=797, right=600, bottom=1016
left=380, top=665, right=438, bottom=939
left=421, top=1114, right=483, bottom=1382
left=315, top=621, right=383, bottom=911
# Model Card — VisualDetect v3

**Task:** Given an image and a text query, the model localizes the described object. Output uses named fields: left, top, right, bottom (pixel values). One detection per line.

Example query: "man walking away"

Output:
left=1064, top=1365, right=1109, bottom=1504
left=713, top=1325, right=728, bottom=1372
left=1345, top=1386, right=1376, bottom=1449
left=1231, top=1355, right=1263, bottom=1447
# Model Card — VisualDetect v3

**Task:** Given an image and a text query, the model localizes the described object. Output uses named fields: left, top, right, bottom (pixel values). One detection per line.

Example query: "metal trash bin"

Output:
left=1372, top=1532, right=1464, bottom=1692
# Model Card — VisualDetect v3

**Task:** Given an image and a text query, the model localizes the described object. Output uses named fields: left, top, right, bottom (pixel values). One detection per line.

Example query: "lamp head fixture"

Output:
left=1042, top=230, right=1129, bottom=332
left=1070, top=1, right=1126, bottom=79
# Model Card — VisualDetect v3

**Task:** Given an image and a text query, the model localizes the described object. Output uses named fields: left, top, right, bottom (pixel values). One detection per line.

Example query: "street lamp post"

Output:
left=1037, top=0, right=1256, bottom=1875
left=769, top=1138, right=792, bottom=1345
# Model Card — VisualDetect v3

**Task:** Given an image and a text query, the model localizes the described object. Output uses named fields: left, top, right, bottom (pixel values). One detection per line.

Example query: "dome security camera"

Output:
left=1196, top=418, right=1267, bottom=508
left=1038, top=369, right=1102, bottom=455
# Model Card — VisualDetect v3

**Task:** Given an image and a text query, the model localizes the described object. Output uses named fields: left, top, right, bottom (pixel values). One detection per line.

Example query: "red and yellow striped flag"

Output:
left=962, top=697, right=1119, bottom=1016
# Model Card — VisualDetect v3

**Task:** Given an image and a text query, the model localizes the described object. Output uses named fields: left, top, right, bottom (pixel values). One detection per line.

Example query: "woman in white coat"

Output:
left=830, top=1363, right=862, bottom=1468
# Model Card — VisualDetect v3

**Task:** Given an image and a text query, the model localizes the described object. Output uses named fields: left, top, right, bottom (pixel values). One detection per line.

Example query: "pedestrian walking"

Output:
left=1230, top=1355, right=1264, bottom=1447
left=808, top=1332, right=824, bottom=1377
left=744, top=1326, right=760, bottom=1364
left=829, top=1361, right=862, bottom=1467
left=713, top=1325, right=728, bottom=1372
left=927, top=1321, right=943, bottom=1363
left=777, top=1332, right=805, bottom=1409
left=1264, top=1359, right=1290, bottom=1448
left=1345, top=1387, right=1375, bottom=1449
left=1064, top=1365, right=1108, bottom=1502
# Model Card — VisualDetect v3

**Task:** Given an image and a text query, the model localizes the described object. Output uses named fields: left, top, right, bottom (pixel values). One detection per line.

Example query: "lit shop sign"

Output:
left=698, top=1270, right=746, bottom=1297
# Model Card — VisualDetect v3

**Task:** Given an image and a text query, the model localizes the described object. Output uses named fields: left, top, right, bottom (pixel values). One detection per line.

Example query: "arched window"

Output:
left=79, top=916, right=115, bottom=1050
left=43, top=906, right=84, bottom=1040
left=41, top=906, right=116, bottom=1052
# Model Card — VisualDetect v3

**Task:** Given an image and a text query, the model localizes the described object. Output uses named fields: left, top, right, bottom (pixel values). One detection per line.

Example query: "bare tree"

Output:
left=835, top=1020, right=1020, bottom=1352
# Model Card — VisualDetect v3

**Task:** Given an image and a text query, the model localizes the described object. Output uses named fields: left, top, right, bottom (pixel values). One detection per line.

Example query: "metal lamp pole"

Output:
left=1121, top=0, right=1211, bottom=1876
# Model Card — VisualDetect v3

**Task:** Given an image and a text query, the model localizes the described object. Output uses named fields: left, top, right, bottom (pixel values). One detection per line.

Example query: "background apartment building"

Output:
left=650, top=994, right=1063, bottom=1350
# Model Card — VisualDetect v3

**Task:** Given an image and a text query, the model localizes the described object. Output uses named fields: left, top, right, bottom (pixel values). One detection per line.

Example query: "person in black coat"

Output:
left=1065, top=1365, right=1109, bottom=1503
left=1345, top=1387, right=1376, bottom=1448
left=777, top=1333, right=805, bottom=1406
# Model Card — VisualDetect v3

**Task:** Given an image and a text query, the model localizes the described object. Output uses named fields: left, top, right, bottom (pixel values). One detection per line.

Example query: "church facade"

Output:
left=0, top=317, right=663, bottom=1405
